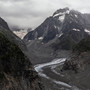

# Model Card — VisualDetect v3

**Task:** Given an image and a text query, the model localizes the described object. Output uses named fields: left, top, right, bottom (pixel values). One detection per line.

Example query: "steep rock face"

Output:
left=24, top=8, right=90, bottom=42
left=51, top=9, right=89, bottom=50
left=24, top=17, right=60, bottom=42
left=24, top=8, right=90, bottom=50
left=24, top=8, right=68, bottom=42
left=0, top=18, right=44, bottom=90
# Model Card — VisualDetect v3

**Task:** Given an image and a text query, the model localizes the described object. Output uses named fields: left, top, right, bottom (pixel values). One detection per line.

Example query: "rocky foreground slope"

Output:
left=60, top=36, right=90, bottom=90
left=0, top=17, right=44, bottom=90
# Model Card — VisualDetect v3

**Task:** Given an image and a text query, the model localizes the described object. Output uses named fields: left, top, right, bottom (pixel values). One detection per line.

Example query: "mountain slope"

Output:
left=0, top=17, right=32, bottom=61
left=24, top=8, right=90, bottom=44
left=0, top=17, right=44, bottom=90
left=23, top=8, right=90, bottom=64
left=73, top=36, right=90, bottom=53
left=61, top=36, right=90, bottom=90
left=0, top=17, right=10, bottom=30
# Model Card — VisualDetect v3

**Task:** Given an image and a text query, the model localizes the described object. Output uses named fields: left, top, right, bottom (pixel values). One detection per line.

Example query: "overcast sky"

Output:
left=0, top=0, right=90, bottom=29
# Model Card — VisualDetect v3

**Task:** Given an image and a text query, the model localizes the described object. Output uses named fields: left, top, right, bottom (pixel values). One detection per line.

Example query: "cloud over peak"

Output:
left=0, top=0, right=90, bottom=29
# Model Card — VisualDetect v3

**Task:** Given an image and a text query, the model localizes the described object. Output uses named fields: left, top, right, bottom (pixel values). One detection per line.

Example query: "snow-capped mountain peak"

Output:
left=53, top=7, right=69, bottom=16
left=53, top=7, right=70, bottom=22
left=24, top=7, right=90, bottom=44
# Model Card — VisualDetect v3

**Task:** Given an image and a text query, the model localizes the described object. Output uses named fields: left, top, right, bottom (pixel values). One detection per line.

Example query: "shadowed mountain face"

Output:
left=23, top=8, right=90, bottom=64
left=24, top=8, right=90, bottom=50
left=0, top=17, right=44, bottom=90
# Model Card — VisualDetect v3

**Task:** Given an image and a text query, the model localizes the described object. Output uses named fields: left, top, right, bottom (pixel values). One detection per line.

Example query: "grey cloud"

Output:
left=0, top=0, right=90, bottom=29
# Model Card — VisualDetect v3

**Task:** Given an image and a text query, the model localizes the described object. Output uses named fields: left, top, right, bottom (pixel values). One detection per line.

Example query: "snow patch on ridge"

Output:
left=54, top=25, right=57, bottom=29
left=85, top=29, right=90, bottom=34
left=38, top=37, right=43, bottom=40
left=75, top=14, right=78, bottom=18
left=72, top=28, right=80, bottom=32
left=53, top=10, right=70, bottom=17
left=53, top=9, right=70, bottom=22
left=59, top=15, right=65, bottom=22
left=59, top=33, right=63, bottom=37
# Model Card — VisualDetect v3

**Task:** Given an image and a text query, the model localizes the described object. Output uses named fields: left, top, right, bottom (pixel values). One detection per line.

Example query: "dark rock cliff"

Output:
left=24, top=8, right=90, bottom=46
left=0, top=17, right=44, bottom=90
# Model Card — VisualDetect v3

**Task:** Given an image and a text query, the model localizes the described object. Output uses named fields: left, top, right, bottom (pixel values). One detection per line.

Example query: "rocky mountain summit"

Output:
left=23, top=8, right=90, bottom=64
left=0, top=17, right=44, bottom=90
left=24, top=7, right=90, bottom=45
